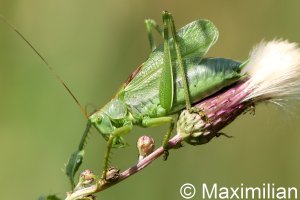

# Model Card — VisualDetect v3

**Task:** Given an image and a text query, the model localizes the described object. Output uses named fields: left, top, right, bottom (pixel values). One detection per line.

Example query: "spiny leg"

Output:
left=162, top=11, right=193, bottom=112
left=162, top=121, right=175, bottom=160
left=65, top=121, right=92, bottom=189
left=142, top=117, right=174, bottom=160
left=159, top=12, right=174, bottom=112
left=100, top=125, right=132, bottom=181
left=144, top=19, right=162, bottom=51
left=162, top=11, right=209, bottom=119
left=157, top=11, right=203, bottom=159
left=101, top=135, right=114, bottom=180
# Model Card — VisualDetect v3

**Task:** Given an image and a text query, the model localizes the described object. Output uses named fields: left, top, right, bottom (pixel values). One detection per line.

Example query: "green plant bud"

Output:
left=137, top=136, right=155, bottom=161
left=79, top=169, right=96, bottom=185
left=177, top=110, right=206, bottom=140
left=73, top=169, right=96, bottom=192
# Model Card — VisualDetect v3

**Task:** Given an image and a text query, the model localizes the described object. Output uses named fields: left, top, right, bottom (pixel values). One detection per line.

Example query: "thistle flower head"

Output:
left=178, top=39, right=300, bottom=145
left=243, top=40, right=300, bottom=102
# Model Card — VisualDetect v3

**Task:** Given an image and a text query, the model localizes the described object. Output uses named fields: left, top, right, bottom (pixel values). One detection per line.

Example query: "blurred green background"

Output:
left=1, top=0, right=300, bottom=199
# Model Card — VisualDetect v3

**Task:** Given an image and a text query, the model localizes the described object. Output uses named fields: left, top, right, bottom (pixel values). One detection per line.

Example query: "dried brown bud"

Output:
left=105, top=166, right=120, bottom=182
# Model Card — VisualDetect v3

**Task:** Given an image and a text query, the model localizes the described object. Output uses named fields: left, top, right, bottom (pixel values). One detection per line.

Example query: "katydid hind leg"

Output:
left=163, top=11, right=211, bottom=120
left=162, top=121, right=175, bottom=160
left=159, top=11, right=175, bottom=113
left=144, top=19, right=162, bottom=51
left=159, top=11, right=196, bottom=113
left=166, top=11, right=193, bottom=112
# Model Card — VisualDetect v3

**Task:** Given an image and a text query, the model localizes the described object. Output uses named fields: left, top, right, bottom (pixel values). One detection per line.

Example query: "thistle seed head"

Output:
left=177, top=40, right=300, bottom=146
left=243, top=40, right=300, bottom=103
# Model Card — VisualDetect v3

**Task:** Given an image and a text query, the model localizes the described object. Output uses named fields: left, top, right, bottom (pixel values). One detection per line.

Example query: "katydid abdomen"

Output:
left=123, top=57, right=243, bottom=119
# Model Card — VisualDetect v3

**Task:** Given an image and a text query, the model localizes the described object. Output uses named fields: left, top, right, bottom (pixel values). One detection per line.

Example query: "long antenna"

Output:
left=0, top=15, right=88, bottom=119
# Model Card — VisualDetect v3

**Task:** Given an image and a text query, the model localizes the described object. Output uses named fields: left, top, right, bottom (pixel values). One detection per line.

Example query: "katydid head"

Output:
left=89, top=98, right=129, bottom=148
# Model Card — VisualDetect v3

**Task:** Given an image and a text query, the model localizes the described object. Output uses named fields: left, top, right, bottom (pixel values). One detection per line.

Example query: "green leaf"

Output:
left=65, top=149, right=85, bottom=189
left=38, top=195, right=62, bottom=200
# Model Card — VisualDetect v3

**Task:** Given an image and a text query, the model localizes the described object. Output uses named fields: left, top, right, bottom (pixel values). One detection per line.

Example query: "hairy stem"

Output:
left=65, top=135, right=182, bottom=200
left=66, top=80, right=258, bottom=200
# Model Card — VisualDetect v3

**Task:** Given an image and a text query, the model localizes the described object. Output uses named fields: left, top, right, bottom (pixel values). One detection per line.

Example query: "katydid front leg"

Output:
left=100, top=125, right=132, bottom=181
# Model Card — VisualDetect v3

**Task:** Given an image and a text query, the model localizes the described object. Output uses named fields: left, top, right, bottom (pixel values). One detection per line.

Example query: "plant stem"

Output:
left=65, top=134, right=182, bottom=200
left=66, top=80, right=256, bottom=200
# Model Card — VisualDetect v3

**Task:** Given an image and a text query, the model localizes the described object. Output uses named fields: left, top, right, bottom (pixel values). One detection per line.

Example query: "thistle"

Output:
left=64, top=40, right=300, bottom=200
left=178, top=40, right=300, bottom=144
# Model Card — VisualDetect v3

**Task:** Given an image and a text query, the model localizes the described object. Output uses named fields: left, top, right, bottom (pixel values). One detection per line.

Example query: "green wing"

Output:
left=125, top=19, right=218, bottom=92
left=124, top=19, right=219, bottom=107
left=173, top=19, right=219, bottom=59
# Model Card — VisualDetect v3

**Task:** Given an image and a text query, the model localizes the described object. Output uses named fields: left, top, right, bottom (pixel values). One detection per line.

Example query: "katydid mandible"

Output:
left=1, top=11, right=245, bottom=188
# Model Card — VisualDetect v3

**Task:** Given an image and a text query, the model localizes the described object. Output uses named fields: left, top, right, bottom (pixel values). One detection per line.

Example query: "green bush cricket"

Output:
left=73, top=11, right=246, bottom=185
left=1, top=11, right=246, bottom=189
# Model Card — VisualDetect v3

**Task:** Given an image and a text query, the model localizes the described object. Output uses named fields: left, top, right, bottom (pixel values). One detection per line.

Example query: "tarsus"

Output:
left=0, top=15, right=88, bottom=119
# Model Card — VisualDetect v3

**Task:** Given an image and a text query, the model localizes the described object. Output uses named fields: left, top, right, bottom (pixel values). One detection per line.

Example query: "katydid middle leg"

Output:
left=144, top=19, right=162, bottom=51
left=142, top=117, right=174, bottom=160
